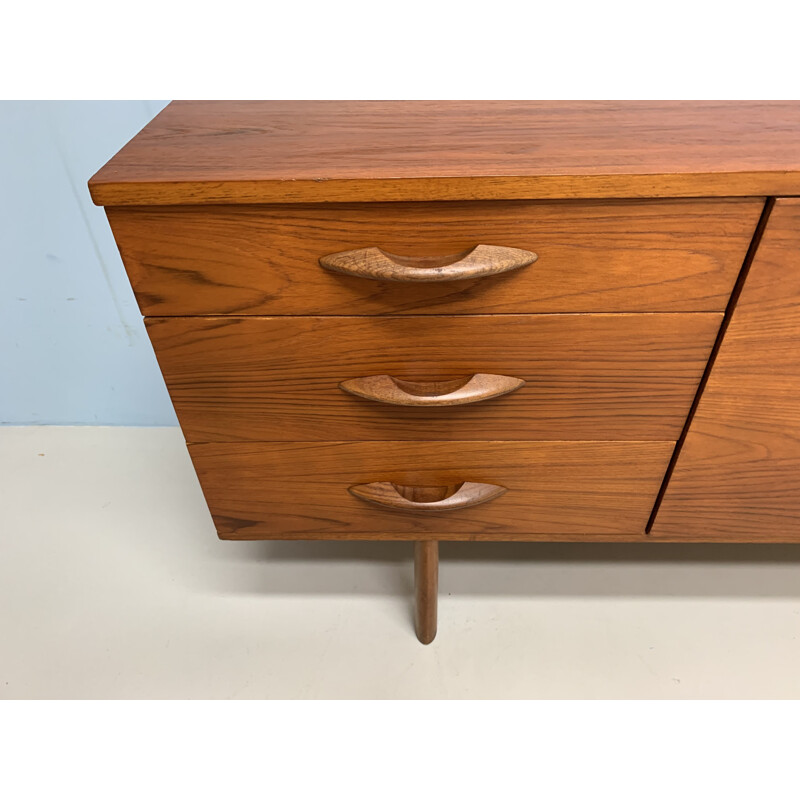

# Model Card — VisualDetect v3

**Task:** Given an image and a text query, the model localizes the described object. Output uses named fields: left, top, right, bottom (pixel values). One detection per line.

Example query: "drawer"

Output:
left=148, top=313, right=721, bottom=442
left=188, top=440, right=674, bottom=539
left=108, top=199, right=762, bottom=316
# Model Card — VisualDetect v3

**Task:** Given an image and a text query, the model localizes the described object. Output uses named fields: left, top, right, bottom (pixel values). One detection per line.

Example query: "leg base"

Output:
left=414, top=540, right=438, bottom=644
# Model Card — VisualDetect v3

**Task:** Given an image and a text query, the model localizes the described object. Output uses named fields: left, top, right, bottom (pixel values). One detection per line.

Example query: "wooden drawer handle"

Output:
left=349, top=481, right=507, bottom=511
left=319, top=244, right=537, bottom=282
left=339, top=373, right=525, bottom=406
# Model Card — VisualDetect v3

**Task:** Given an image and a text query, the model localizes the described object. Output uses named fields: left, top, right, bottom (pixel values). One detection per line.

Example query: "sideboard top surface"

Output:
left=89, top=100, right=800, bottom=205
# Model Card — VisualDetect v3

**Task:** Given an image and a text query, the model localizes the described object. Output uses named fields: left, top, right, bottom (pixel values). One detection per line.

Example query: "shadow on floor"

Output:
left=194, top=539, right=800, bottom=599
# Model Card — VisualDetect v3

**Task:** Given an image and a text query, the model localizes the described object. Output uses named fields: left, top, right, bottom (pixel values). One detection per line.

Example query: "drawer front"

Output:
left=147, top=314, right=721, bottom=442
left=189, top=440, right=674, bottom=539
left=108, top=199, right=761, bottom=316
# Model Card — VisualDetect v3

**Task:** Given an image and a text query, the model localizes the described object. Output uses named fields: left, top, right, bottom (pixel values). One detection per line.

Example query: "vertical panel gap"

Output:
left=645, top=197, right=776, bottom=533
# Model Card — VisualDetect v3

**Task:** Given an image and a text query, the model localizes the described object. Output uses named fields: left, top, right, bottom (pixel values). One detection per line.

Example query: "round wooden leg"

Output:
left=414, top=540, right=438, bottom=644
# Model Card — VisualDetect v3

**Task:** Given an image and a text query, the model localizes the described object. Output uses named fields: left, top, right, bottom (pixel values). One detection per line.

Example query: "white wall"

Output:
left=0, top=100, right=177, bottom=425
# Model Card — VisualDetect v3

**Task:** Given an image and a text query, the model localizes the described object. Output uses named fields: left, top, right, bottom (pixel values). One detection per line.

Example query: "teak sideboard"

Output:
left=90, top=101, right=800, bottom=643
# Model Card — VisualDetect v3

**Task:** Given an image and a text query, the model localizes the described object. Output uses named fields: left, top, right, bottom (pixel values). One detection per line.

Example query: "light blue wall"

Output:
left=0, top=101, right=178, bottom=425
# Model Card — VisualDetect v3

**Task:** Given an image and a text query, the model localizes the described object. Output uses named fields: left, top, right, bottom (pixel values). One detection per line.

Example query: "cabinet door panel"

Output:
left=651, top=199, right=800, bottom=540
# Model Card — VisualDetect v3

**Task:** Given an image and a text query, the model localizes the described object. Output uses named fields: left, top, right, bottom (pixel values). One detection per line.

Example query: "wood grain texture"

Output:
left=415, top=541, right=438, bottom=644
left=188, top=441, right=674, bottom=540
left=146, top=314, right=722, bottom=443
left=651, top=199, right=800, bottom=541
left=88, top=101, right=800, bottom=204
left=107, top=199, right=760, bottom=315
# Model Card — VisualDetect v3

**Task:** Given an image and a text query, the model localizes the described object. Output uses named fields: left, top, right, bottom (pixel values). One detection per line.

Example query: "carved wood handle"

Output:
left=339, top=374, right=525, bottom=406
left=349, top=481, right=507, bottom=511
left=319, top=244, right=537, bottom=282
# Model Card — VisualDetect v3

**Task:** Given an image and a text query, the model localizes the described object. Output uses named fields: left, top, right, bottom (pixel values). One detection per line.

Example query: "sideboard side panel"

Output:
left=651, top=198, right=800, bottom=540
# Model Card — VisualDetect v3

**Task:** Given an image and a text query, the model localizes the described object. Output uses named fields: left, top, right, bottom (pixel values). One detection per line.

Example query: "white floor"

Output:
left=1, top=426, right=800, bottom=699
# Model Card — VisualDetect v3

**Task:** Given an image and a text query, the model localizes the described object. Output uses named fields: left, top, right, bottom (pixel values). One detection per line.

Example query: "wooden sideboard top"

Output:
left=89, top=101, right=800, bottom=205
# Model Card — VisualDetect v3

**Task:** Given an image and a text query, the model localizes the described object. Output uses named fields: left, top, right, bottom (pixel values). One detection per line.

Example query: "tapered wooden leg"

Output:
left=414, top=540, right=438, bottom=644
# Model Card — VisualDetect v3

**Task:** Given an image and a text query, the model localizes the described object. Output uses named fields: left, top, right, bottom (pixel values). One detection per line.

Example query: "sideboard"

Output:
left=90, top=101, right=800, bottom=642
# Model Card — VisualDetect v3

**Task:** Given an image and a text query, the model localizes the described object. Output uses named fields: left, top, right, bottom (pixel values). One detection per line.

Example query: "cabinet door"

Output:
left=651, top=199, right=800, bottom=540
